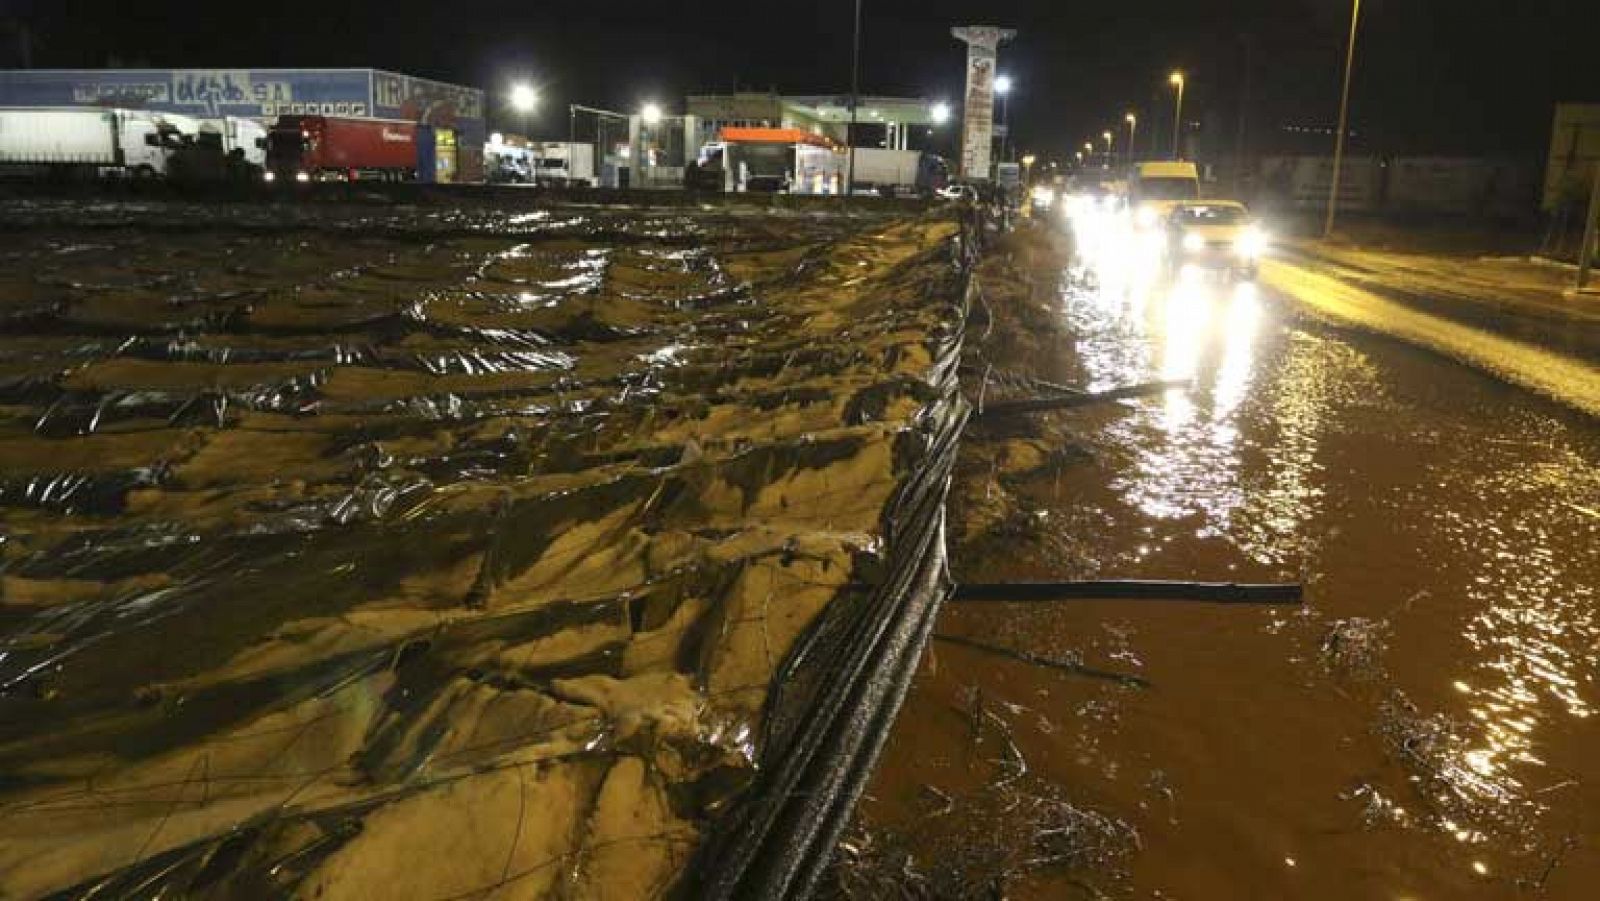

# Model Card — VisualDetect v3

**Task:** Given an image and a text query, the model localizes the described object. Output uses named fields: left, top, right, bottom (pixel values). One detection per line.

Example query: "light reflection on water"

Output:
left=1060, top=213, right=1600, bottom=872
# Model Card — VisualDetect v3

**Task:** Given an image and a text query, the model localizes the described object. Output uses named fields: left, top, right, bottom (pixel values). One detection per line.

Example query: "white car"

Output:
left=1164, top=201, right=1268, bottom=278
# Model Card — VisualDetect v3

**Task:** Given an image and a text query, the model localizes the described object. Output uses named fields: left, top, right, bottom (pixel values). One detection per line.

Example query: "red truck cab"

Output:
left=265, top=115, right=418, bottom=183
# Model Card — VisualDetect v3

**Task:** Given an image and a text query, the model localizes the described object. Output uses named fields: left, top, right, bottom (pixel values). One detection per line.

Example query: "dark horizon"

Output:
left=3, top=0, right=1595, bottom=160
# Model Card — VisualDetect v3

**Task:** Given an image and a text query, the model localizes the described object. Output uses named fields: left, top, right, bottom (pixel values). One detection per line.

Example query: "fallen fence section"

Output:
left=691, top=210, right=981, bottom=900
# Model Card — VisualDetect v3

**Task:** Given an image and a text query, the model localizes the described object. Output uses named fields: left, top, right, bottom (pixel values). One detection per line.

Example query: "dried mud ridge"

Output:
left=0, top=202, right=970, bottom=899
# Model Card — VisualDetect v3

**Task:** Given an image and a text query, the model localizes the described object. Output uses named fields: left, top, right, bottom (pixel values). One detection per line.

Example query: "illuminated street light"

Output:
left=995, top=75, right=1013, bottom=95
left=509, top=84, right=538, bottom=139
left=510, top=83, right=538, bottom=113
left=1102, top=129, right=1114, bottom=152
left=1125, top=111, right=1138, bottom=163
left=641, top=103, right=663, bottom=125
left=1169, top=70, right=1186, bottom=159
left=931, top=102, right=951, bottom=125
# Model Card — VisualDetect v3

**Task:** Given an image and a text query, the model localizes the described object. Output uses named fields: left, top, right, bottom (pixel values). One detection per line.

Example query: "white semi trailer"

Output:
left=532, top=142, right=597, bottom=187
left=0, top=107, right=183, bottom=177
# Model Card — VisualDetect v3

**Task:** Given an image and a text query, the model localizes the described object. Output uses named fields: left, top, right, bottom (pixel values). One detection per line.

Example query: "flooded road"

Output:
left=854, top=218, right=1600, bottom=898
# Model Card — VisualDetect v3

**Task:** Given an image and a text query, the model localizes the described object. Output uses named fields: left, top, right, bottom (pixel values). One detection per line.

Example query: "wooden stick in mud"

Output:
left=953, top=580, right=1304, bottom=604
left=934, top=633, right=1151, bottom=688
left=976, top=379, right=1189, bottom=417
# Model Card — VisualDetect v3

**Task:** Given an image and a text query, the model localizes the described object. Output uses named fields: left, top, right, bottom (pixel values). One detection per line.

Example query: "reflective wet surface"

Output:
left=857, top=217, right=1600, bottom=898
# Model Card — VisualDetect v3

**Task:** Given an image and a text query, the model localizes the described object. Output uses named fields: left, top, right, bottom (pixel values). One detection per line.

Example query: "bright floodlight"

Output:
left=931, top=102, right=951, bottom=124
left=1170, top=70, right=1184, bottom=86
left=1125, top=112, right=1137, bottom=124
left=641, top=103, right=663, bottom=125
left=510, top=83, right=537, bottom=113
left=995, top=75, right=1013, bottom=95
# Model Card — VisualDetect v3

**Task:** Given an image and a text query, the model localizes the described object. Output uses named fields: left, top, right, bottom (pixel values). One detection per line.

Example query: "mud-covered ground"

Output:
left=839, top=220, right=1600, bottom=899
left=0, top=198, right=964, bottom=898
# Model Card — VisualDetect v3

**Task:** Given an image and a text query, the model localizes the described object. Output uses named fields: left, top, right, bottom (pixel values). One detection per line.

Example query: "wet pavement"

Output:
left=853, top=216, right=1600, bottom=898
left=0, top=198, right=964, bottom=898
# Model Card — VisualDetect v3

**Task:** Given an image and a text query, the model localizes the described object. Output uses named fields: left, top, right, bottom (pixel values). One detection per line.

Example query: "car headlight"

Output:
left=1182, top=232, right=1205, bottom=253
left=295, top=171, right=311, bottom=183
left=1237, top=226, right=1268, bottom=257
left=263, top=171, right=275, bottom=182
left=1136, top=206, right=1158, bottom=228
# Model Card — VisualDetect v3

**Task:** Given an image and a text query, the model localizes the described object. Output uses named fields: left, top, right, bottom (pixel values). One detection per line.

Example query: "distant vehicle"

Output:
left=1064, top=169, right=1125, bottom=215
left=1131, top=160, right=1201, bottom=228
left=936, top=182, right=979, bottom=202
left=1163, top=200, right=1266, bottom=279
left=485, top=139, right=532, bottom=184
left=0, top=107, right=183, bottom=178
left=847, top=148, right=948, bottom=197
left=264, top=115, right=417, bottom=183
left=532, top=142, right=597, bottom=187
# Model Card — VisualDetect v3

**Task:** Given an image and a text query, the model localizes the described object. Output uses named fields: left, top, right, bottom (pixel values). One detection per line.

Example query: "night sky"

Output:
left=3, top=0, right=1595, bottom=160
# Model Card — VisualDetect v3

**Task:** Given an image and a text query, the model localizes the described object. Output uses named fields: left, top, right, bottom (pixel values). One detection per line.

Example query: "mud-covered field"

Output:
left=0, top=198, right=965, bottom=898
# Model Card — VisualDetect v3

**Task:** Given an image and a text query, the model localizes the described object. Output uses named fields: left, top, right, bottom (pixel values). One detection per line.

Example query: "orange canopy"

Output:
left=717, top=127, right=838, bottom=149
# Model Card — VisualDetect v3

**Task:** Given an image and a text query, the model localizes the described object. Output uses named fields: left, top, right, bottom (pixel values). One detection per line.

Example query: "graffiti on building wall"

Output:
left=373, top=71, right=483, bottom=126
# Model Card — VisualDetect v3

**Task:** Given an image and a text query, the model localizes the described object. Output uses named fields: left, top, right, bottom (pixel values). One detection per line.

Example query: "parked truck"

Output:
left=847, top=147, right=949, bottom=197
left=531, top=142, right=597, bottom=187
left=265, top=114, right=417, bottom=183
left=0, top=107, right=184, bottom=178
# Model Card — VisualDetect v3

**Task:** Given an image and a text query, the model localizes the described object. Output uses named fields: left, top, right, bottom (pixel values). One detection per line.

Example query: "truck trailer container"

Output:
left=846, top=147, right=948, bottom=196
left=532, top=142, right=597, bottom=187
left=265, top=114, right=417, bottom=182
left=0, top=107, right=182, bottom=177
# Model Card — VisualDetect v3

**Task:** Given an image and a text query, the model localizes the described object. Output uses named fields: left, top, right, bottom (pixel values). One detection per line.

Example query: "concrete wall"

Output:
left=1544, top=102, right=1600, bottom=211
left=1258, top=155, right=1536, bottom=218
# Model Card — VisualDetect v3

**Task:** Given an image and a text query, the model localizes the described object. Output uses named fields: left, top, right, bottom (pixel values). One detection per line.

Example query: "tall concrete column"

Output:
left=951, top=25, right=1016, bottom=180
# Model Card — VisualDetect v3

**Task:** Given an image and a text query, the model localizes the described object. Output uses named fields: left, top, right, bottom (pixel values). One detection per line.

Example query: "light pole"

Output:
left=847, top=0, right=862, bottom=200
left=1102, top=129, right=1114, bottom=157
left=995, top=75, right=1014, bottom=164
left=1324, top=0, right=1363, bottom=239
left=1125, top=112, right=1138, bottom=165
left=1169, top=70, right=1185, bottom=159
left=1083, top=141, right=1094, bottom=167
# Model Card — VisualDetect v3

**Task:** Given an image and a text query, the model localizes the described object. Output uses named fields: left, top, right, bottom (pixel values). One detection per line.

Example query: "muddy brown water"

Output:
left=855, top=221, right=1600, bottom=898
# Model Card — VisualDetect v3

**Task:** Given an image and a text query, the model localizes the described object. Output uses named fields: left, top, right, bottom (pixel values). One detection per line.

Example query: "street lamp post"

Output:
left=1169, top=71, right=1185, bottom=159
left=995, top=74, right=1014, bottom=164
left=1324, top=0, right=1363, bottom=239
left=1125, top=112, right=1138, bottom=165
left=847, top=0, right=862, bottom=201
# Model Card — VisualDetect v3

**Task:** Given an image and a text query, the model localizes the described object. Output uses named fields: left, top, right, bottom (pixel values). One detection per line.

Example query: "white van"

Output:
left=1130, top=160, right=1201, bottom=228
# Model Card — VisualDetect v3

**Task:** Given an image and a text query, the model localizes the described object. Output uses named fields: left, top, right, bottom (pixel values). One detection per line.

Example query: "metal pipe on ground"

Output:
left=953, top=579, right=1304, bottom=604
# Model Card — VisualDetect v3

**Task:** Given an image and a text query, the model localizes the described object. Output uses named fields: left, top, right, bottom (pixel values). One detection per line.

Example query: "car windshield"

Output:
left=1174, top=205, right=1247, bottom=225
left=1140, top=177, right=1200, bottom=201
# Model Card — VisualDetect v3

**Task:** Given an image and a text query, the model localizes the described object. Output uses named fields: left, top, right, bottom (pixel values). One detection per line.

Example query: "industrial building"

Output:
left=0, top=68, right=485, bottom=181
left=686, top=92, right=942, bottom=151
